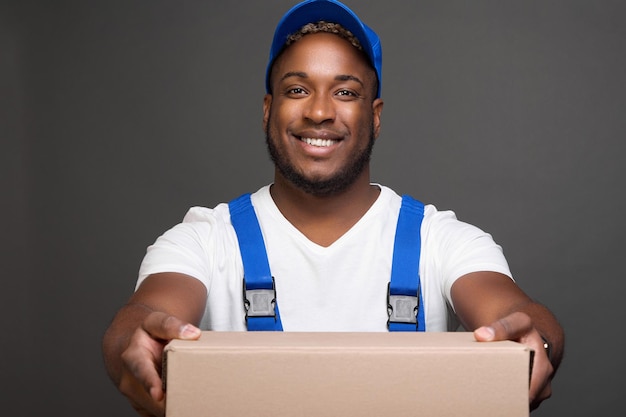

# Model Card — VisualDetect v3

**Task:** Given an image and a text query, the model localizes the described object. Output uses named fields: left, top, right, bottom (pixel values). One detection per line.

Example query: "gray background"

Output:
left=3, top=0, right=624, bottom=416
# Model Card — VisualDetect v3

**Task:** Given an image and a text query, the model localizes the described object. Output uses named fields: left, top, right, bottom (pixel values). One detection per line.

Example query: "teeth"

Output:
left=302, top=137, right=336, bottom=147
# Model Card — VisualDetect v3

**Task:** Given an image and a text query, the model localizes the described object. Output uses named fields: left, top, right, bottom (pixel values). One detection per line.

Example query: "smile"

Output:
left=301, top=137, right=337, bottom=147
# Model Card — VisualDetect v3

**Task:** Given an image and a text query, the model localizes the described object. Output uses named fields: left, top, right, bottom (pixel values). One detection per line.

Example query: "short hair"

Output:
left=285, top=21, right=363, bottom=52
left=269, top=21, right=378, bottom=98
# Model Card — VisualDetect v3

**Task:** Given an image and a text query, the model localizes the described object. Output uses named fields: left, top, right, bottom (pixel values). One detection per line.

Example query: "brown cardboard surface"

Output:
left=164, top=331, right=530, bottom=417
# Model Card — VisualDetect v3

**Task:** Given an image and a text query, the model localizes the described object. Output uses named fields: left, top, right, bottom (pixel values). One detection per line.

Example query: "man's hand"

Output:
left=117, top=311, right=202, bottom=417
left=102, top=273, right=207, bottom=416
left=474, top=311, right=553, bottom=410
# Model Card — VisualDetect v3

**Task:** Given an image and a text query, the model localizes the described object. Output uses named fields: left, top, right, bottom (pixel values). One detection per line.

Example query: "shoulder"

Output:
left=418, top=202, right=512, bottom=281
left=182, top=185, right=272, bottom=225
left=378, top=186, right=494, bottom=244
left=376, top=186, right=458, bottom=227
left=422, top=204, right=494, bottom=245
left=182, top=204, right=229, bottom=225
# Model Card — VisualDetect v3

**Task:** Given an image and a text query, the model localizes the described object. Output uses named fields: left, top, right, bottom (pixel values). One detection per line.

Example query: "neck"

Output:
left=270, top=169, right=380, bottom=247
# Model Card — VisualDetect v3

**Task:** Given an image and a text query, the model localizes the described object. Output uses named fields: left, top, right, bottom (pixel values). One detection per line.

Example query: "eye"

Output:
left=285, top=87, right=308, bottom=96
left=335, top=89, right=360, bottom=100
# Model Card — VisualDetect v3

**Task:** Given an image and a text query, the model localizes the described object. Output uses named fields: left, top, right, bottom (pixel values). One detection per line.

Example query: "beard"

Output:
left=265, top=123, right=376, bottom=197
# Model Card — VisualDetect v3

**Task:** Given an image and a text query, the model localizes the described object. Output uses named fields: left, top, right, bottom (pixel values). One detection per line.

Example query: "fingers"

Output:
left=119, top=311, right=202, bottom=416
left=473, top=311, right=554, bottom=410
left=528, top=332, right=554, bottom=410
left=528, top=364, right=552, bottom=410
left=121, top=327, right=166, bottom=401
left=121, top=373, right=165, bottom=417
left=125, top=312, right=201, bottom=398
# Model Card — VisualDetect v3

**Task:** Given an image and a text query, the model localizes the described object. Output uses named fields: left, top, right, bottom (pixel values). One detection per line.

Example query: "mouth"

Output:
left=300, top=137, right=338, bottom=147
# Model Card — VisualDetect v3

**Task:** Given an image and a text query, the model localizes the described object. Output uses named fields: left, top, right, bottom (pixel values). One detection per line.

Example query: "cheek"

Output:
left=269, top=102, right=299, bottom=129
left=341, top=107, right=371, bottom=132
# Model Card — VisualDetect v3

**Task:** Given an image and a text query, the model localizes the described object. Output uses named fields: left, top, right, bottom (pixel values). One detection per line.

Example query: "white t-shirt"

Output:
left=137, top=185, right=512, bottom=332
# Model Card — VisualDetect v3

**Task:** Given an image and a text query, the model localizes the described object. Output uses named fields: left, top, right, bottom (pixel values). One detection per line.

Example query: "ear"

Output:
left=372, top=98, right=384, bottom=139
left=263, top=94, right=272, bottom=132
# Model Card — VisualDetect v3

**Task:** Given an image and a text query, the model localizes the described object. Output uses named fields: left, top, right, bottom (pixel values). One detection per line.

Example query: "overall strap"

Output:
left=387, top=195, right=426, bottom=332
left=229, top=192, right=425, bottom=332
left=229, top=193, right=283, bottom=331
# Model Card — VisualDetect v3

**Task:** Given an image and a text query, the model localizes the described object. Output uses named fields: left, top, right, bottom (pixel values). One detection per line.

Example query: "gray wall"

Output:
left=3, top=1, right=625, bottom=415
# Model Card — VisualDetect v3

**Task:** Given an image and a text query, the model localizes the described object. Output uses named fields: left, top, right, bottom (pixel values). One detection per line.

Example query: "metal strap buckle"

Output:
left=243, top=277, right=277, bottom=319
left=387, top=284, right=418, bottom=326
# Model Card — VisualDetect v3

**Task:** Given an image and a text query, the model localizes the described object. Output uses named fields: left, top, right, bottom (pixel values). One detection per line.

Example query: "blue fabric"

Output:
left=229, top=193, right=283, bottom=331
left=388, top=195, right=425, bottom=331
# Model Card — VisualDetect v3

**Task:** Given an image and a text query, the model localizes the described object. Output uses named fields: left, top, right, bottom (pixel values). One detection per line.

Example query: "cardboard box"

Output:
left=164, top=331, right=531, bottom=417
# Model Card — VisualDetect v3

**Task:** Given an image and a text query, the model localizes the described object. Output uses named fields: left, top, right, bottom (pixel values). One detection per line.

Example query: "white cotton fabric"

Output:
left=137, top=185, right=512, bottom=332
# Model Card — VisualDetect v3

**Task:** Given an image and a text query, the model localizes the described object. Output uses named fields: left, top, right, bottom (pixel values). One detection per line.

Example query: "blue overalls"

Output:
left=228, top=193, right=425, bottom=332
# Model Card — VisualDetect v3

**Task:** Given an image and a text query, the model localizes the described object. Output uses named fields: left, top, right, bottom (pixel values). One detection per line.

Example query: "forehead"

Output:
left=271, top=32, right=375, bottom=86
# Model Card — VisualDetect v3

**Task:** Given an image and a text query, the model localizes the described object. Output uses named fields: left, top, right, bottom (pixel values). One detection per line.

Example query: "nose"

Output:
left=303, top=92, right=335, bottom=124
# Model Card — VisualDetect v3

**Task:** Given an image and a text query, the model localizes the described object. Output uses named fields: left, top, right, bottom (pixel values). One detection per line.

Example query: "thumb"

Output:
left=142, top=311, right=202, bottom=341
left=473, top=325, right=496, bottom=342
left=473, top=312, right=532, bottom=342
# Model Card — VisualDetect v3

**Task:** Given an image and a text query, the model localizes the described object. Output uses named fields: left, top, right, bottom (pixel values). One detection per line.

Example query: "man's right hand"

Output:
left=102, top=273, right=208, bottom=416
left=116, top=311, right=202, bottom=417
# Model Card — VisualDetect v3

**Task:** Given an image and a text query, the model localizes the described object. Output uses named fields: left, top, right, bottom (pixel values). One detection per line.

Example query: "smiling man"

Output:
left=265, top=26, right=382, bottom=200
left=102, top=1, right=564, bottom=416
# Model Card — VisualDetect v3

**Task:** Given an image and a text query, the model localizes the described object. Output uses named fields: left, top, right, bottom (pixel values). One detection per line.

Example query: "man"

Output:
left=102, top=1, right=564, bottom=416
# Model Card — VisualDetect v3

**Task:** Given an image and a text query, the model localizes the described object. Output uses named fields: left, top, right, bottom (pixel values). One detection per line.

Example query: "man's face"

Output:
left=264, top=32, right=383, bottom=196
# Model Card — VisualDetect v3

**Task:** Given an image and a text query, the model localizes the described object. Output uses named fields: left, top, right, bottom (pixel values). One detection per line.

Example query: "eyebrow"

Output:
left=279, top=71, right=365, bottom=87
left=335, top=74, right=365, bottom=87
left=280, top=71, right=308, bottom=83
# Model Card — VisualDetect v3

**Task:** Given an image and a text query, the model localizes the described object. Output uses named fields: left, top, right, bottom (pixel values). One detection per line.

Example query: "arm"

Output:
left=451, top=271, right=564, bottom=411
left=102, top=272, right=207, bottom=417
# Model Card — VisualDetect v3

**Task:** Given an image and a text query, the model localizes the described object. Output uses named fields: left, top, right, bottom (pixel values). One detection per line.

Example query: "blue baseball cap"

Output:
left=265, top=0, right=382, bottom=98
